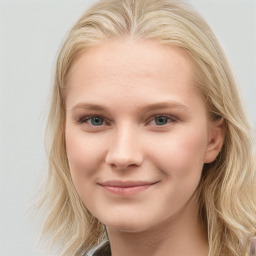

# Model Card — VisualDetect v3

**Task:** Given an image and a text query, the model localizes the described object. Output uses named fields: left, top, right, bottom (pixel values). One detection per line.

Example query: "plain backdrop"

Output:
left=0, top=0, right=255, bottom=255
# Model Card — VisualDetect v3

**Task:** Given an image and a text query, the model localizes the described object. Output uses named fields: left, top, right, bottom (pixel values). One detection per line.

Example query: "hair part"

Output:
left=36, top=0, right=256, bottom=255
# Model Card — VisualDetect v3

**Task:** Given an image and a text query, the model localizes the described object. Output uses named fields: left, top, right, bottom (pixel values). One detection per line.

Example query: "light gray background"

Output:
left=0, top=0, right=255, bottom=255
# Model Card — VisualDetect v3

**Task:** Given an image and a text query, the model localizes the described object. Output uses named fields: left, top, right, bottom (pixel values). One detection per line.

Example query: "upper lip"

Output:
left=98, top=180, right=159, bottom=188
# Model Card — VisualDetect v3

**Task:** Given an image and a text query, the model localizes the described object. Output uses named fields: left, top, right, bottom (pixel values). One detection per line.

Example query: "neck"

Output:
left=106, top=198, right=208, bottom=256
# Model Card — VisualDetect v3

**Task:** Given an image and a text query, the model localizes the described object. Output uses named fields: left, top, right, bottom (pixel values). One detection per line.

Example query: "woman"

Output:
left=37, top=0, right=256, bottom=255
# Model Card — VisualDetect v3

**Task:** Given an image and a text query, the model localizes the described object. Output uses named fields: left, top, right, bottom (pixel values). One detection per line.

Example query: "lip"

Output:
left=98, top=180, right=159, bottom=196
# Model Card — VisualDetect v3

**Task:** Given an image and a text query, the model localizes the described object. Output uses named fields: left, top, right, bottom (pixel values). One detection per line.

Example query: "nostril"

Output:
left=107, top=156, right=138, bottom=169
left=111, top=162, right=140, bottom=170
left=105, top=151, right=143, bottom=169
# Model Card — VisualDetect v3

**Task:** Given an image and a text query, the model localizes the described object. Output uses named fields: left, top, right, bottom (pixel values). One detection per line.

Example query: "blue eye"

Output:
left=154, top=116, right=169, bottom=125
left=79, top=116, right=105, bottom=126
left=89, top=116, right=104, bottom=126
left=150, top=115, right=176, bottom=126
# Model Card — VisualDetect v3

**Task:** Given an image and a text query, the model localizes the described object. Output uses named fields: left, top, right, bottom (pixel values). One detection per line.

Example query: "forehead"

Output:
left=67, top=39, right=194, bottom=86
left=65, top=39, right=201, bottom=113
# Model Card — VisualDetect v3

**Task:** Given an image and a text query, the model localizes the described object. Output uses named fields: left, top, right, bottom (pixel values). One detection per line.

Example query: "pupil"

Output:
left=92, top=117, right=103, bottom=126
left=156, top=116, right=167, bottom=125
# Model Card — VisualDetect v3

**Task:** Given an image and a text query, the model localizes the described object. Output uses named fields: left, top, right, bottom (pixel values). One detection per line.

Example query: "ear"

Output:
left=204, top=118, right=225, bottom=163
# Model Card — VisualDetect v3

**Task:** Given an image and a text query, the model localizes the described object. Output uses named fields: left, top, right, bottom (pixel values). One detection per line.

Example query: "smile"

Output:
left=98, top=180, right=159, bottom=196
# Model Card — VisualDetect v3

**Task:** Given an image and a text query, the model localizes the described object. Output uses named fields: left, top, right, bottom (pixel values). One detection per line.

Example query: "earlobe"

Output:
left=204, top=118, right=225, bottom=163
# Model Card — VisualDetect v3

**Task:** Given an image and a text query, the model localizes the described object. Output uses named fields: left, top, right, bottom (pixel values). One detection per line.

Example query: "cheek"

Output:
left=148, top=128, right=208, bottom=178
left=65, top=130, right=106, bottom=182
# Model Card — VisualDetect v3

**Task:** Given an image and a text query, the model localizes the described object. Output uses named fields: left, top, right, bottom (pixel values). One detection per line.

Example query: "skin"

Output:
left=65, top=39, right=224, bottom=256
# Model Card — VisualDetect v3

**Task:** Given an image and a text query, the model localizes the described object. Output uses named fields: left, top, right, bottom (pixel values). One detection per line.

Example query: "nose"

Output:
left=105, top=126, right=143, bottom=169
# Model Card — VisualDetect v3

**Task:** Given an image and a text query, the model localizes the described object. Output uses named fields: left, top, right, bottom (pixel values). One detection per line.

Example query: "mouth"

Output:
left=98, top=180, right=159, bottom=196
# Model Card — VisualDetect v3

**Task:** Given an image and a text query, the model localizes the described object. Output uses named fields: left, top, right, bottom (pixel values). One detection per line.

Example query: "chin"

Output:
left=101, top=214, right=156, bottom=233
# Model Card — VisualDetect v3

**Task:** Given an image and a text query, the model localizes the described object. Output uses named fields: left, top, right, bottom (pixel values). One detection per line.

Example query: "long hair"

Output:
left=36, top=0, right=256, bottom=255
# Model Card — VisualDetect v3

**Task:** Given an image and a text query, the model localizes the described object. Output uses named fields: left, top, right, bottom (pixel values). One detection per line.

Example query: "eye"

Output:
left=79, top=116, right=105, bottom=126
left=149, top=115, right=177, bottom=126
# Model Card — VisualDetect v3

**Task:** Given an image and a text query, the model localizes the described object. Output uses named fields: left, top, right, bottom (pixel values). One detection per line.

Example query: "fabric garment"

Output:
left=87, top=241, right=111, bottom=256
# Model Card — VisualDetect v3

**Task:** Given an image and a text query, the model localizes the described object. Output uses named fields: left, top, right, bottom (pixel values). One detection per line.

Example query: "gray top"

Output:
left=86, top=241, right=111, bottom=256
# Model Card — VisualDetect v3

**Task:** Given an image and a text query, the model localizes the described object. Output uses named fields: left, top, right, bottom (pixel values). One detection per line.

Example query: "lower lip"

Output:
left=100, top=184, right=153, bottom=196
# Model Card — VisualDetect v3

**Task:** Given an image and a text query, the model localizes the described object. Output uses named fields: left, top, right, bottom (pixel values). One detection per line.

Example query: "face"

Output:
left=65, top=39, right=221, bottom=233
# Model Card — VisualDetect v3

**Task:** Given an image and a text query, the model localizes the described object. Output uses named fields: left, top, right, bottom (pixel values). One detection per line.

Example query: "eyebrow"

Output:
left=70, top=101, right=190, bottom=113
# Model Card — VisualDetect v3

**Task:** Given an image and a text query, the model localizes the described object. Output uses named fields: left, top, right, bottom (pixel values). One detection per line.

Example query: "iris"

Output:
left=154, top=116, right=169, bottom=126
left=90, top=116, right=104, bottom=126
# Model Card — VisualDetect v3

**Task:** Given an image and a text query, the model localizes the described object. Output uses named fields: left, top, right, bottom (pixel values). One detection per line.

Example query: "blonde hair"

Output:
left=37, top=0, right=256, bottom=255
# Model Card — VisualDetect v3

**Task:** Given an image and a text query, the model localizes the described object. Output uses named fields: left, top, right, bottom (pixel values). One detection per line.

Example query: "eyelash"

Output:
left=78, top=114, right=178, bottom=127
left=78, top=115, right=109, bottom=126
left=148, top=114, right=177, bottom=126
